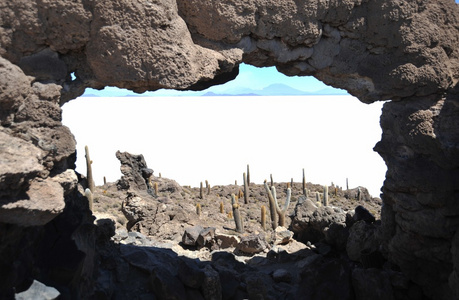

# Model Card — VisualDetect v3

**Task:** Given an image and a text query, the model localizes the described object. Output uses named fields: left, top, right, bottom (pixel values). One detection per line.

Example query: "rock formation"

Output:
left=1, top=0, right=459, bottom=299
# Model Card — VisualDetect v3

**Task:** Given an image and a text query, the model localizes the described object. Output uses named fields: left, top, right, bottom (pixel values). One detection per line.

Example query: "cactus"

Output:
left=302, top=168, right=308, bottom=196
left=220, top=201, right=224, bottom=214
left=243, top=172, right=248, bottom=204
left=291, top=178, right=293, bottom=189
left=206, top=180, right=211, bottom=195
left=247, top=164, right=251, bottom=186
left=159, top=172, right=162, bottom=178
left=85, top=188, right=93, bottom=211
left=200, top=182, right=203, bottom=199
left=238, top=189, right=244, bottom=200
left=270, top=174, right=274, bottom=187
left=103, top=176, right=107, bottom=186
left=196, top=203, right=202, bottom=216
left=334, top=187, right=338, bottom=196
left=287, top=182, right=291, bottom=189
left=264, top=180, right=291, bottom=228
left=154, top=182, right=158, bottom=196
left=316, top=191, right=321, bottom=203
left=228, top=211, right=233, bottom=219
left=346, top=178, right=349, bottom=191
left=261, top=205, right=267, bottom=230
left=231, top=194, right=243, bottom=233
left=323, top=185, right=329, bottom=206
left=357, top=187, right=362, bottom=201
left=85, top=145, right=95, bottom=193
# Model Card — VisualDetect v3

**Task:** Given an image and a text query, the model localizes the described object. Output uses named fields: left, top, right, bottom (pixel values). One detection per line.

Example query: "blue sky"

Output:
left=83, top=63, right=336, bottom=96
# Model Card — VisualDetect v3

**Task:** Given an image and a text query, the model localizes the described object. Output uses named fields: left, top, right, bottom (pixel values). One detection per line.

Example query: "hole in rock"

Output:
left=62, top=63, right=386, bottom=197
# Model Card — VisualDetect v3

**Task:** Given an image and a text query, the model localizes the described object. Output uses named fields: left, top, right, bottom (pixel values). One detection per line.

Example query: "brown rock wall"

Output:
left=1, top=0, right=459, bottom=298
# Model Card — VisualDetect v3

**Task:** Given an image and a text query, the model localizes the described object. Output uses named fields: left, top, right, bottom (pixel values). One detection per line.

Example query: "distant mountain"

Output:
left=81, top=83, right=348, bottom=97
left=204, top=83, right=348, bottom=97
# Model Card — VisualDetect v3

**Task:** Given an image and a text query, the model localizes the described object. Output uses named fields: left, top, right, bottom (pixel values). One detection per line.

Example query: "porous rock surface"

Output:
left=1, top=0, right=459, bottom=299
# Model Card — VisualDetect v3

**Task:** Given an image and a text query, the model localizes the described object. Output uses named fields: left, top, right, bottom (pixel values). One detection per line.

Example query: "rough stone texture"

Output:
left=15, top=280, right=60, bottom=300
left=346, top=220, right=380, bottom=262
left=0, top=178, right=65, bottom=226
left=235, top=233, right=268, bottom=254
left=116, top=151, right=152, bottom=191
left=352, top=268, right=394, bottom=300
left=291, top=198, right=348, bottom=249
left=1, top=0, right=459, bottom=299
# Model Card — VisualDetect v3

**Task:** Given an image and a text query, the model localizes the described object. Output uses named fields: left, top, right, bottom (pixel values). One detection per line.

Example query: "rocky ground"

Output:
left=60, top=151, right=425, bottom=300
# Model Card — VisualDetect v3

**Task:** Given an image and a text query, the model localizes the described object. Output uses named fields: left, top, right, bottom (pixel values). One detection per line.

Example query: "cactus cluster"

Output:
left=264, top=180, right=291, bottom=229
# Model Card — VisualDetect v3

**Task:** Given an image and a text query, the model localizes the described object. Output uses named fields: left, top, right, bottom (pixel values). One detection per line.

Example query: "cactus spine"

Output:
left=264, top=180, right=291, bottom=228
left=85, top=145, right=95, bottom=193
left=323, top=185, right=329, bottom=206
left=231, top=194, right=243, bottom=233
left=243, top=172, right=248, bottom=204
left=85, top=188, right=93, bottom=211
left=261, top=205, right=267, bottom=231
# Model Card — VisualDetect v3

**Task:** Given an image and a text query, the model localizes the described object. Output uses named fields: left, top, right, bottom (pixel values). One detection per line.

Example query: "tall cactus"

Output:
left=264, top=180, right=291, bottom=228
left=261, top=205, right=267, bottom=230
left=200, top=182, right=203, bottom=199
left=85, top=145, right=95, bottom=193
left=220, top=201, right=224, bottom=214
left=85, top=188, right=93, bottom=211
left=243, top=172, right=248, bottom=204
left=316, top=191, right=321, bottom=206
left=206, top=180, right=210, bottom=195
left=231, top=194, right=243, bottom=233
left=323, top=185, right=329, bottom=206
left=196, top=203, right=202, bottom=216
left=154, top=182, right=158, bottom=196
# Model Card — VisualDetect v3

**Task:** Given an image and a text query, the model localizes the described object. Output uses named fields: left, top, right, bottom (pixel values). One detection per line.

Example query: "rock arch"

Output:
left=1, top=0, right=459, bottom=298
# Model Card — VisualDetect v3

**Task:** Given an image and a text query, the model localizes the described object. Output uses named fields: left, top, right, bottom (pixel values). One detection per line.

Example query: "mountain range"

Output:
left=201, top=83, right=347, bottom=97
left=81, top=83, right=348, bottom=97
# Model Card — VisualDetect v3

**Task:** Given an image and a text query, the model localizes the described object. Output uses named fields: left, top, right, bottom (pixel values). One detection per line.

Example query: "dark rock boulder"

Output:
left=116, top=151, right=152, bottom=192
left=235, top=233, right=268, bottom=254
left=291, top=198, right=348, bottom=249
left=296, top=257, right=353, bottom=300
left=354, top=205, right=376, bottom=223
left=352, top=268, right=394, bottom=300
left=346, top=220, right=380, bottom=263
left=182, top=225, right=204, bottom=247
